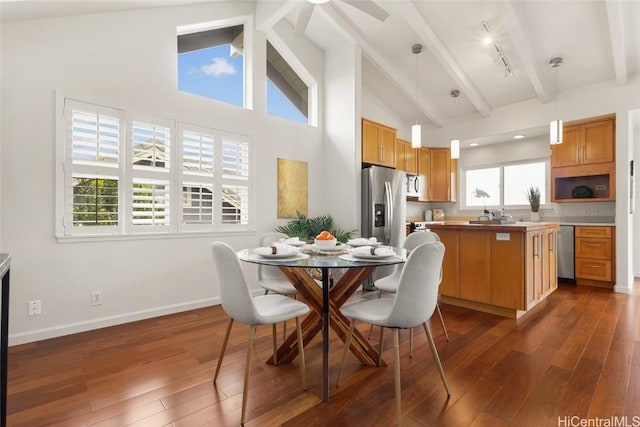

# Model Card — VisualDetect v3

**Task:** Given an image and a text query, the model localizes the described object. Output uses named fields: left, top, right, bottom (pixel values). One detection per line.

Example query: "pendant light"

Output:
left=549, top=57, right=563, bottom=145
left=450, top=139, right=460, bottom=159
left=411, top=43, right=422, bottom=149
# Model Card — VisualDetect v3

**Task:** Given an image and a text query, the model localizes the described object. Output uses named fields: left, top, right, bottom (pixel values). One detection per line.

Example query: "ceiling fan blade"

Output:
left=295, top=3, right=315, bottom=36
left=342, top=0, right=390, bottom=22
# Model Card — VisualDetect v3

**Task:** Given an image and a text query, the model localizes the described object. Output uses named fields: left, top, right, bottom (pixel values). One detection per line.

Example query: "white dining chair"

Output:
left=337, top=241, right=450, bottom=426
left=257, top=232, right=299, bottom=340
left=211, top=241, right=310, bottom=426
left=372, top=231, right=449, bottom=355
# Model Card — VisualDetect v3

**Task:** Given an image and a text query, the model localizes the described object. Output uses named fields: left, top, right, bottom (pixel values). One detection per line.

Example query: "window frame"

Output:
left=55, top=93, right=254, bottom=241
left=460, top=158, right=550, bottom=211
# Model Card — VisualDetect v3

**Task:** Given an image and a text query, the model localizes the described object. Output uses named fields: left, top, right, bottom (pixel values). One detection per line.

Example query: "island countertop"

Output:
left=430, top=223, right=558, bottom=319
left=426, top=221, right=559, bottom=232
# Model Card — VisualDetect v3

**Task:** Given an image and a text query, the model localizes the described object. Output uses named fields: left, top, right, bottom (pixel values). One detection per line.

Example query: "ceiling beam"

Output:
left=318, top=2, right=445, bottom=127
left=605, top=0, right=628, bottom=85
left=500, top=1, right=549, bottom=103
left=255, top=0, right=299, bottom=34
left=392, top=0, right=492, bottom=118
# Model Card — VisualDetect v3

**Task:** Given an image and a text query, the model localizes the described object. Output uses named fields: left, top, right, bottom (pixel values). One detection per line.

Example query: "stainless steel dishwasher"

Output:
left=557, top=225, right=575, bottom=282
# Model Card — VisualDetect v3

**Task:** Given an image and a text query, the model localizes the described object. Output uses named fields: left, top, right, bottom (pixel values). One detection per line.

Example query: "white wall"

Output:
left=0, top=2, right=329, bottom=344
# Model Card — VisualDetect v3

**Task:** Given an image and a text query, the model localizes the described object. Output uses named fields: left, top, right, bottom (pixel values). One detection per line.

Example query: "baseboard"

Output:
left=9, top=297, right=222, bottom=346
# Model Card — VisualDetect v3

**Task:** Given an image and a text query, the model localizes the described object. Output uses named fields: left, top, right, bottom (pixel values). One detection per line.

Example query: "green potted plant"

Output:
left=527, top=186, right=541, bottom=221
left=275, top=211, right=355, bottom=243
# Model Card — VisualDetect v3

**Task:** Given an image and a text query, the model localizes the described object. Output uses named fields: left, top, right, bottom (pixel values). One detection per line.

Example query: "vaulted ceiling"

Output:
left=3, top=0, right=639, bottom=141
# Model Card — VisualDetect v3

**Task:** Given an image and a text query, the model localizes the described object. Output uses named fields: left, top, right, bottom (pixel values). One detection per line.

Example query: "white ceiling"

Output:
left=2, top=0, right=638, bottom=146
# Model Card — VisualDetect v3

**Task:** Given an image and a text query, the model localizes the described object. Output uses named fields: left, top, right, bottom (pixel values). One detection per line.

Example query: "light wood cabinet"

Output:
left=575, top=226, right=614, bottom=285
left=417, top=147, right=430, bottom=201
left=396, top=139, right=418, bottom=174
left=432, top=223, right=558, bottom=318
left=362, top=118, right=397, bottom=168
left=551, top=114, right=616, bottom=203
left=428, top=148, right=457, bottom=202
left=551, top=118, right=614, bottom=167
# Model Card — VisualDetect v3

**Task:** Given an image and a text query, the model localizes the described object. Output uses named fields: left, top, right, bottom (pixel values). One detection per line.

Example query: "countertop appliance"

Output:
left=362, top=166, right=406, bottom=289
left=557, top=225, right=575, bottom=282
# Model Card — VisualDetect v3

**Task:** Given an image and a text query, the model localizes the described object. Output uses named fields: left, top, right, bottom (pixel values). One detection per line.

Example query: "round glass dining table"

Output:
left=238, top=245, right=406, bottom=401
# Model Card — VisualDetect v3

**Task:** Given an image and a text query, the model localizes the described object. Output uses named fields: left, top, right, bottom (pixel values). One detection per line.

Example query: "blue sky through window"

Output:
left=178, top=44, right=308, bottom=124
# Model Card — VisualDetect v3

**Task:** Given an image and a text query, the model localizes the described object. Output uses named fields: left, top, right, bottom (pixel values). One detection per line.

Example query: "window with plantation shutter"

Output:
left=63, top=100, right=124, bottom=235
left=56, top=95, right=253, bottom=239
left=178, top=125, right=251, bottom=230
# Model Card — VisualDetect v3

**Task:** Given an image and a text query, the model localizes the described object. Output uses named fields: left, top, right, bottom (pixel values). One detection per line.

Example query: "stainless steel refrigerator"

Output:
left=361, top=166, right=407, bottom=287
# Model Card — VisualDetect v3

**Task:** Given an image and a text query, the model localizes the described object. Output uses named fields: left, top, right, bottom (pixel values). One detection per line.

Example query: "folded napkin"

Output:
left=254, top=244, right=299, bottom=256
left=283, top=237, right=303, bottom=244
left=350, top=246, right=395, bottom=257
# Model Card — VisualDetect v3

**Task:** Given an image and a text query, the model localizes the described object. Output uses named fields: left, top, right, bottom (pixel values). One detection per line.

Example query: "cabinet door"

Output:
left=405, top=144, right=418, bottom=174
left=576, top=259, right=612, bottom=281
left=362, top=119, right=381, bottom=164
left=418, top=148, right=430, bottom=201
left=525, top=231, right=544, bottom=309
left=459, top=231, right=491, bottom=304
left=582, top=119, right=614, bottom=165
left=380, top=125, right=397, bottom=168
left=437, top=229, right=459, bottom=298
left=551, top=125, right=581, bottom=167
left=429, top=148, right=451, bottom=201
left=490, top=231, right=525, bottom=310
left=546, top=230, right=558, bottom=294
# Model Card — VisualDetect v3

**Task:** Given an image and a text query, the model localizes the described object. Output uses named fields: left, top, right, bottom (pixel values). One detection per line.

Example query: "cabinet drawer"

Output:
left=575, top=226, right=612, bottom=238
left=575, top=237, right=611, bottom=259
left=575, top=258, right=612, bottom=281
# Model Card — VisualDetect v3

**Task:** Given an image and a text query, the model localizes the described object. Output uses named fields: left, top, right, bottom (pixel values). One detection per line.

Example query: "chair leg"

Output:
left=272, top=323, right=278, bottom=365
left=283, top=320, right=287, bottom=341
left=241, top=325, right=256, bottom=425
left=336, top=319, right=356, bottom=388
left=422, top=322, right=450, bottom=396
left=368, top=324, right=375, bottom=340
left=378, top=326, right=385, bottom=366
left=409, top=327, right=414, bottom=358
left=436, top=303, right=450, bottom=341
left=213, top=318, right=233, bottom=384
left=393, top=329, right=402, bottom=427
left=296, top=317, right=306, bottom=390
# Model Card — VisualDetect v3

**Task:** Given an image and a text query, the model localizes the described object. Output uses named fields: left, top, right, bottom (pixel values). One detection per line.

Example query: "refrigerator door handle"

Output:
left=384, top=181, right=393, bottom=243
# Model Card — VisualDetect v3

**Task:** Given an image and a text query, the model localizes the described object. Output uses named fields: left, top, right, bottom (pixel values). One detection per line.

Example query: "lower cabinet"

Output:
left=433, top=224, right=558, bottom=317
left=575, top=226, right=614, bottom=286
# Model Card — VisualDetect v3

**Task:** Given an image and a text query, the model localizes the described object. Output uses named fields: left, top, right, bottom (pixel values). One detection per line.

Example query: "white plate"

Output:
left=254, top=246, right=300, bottom=259
left=350, top=246, right=396, bottom=259
left=313, top=243, right=347, bottom=251
left=282, top=238, right=306, bottom=247
left=347, top=238, right=382, bottom=247
left=339, top=254, right=403, bottom=263
left=243, top=252, right=310, bottom=263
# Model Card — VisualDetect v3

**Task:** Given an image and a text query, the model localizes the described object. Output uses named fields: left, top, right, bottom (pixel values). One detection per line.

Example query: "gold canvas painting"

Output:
left=277, top=158, right=308, bottom=218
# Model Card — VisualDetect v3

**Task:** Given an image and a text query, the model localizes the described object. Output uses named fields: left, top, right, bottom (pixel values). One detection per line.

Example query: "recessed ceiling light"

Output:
left=483, top=36, right=492, bottom=46
left=513, top=135, right=525, bottom=139
left=470, top=143, right=479, bottom=147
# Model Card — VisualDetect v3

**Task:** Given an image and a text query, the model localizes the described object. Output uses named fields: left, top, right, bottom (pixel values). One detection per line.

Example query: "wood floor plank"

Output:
left=7, top=284, right=640, bottom=426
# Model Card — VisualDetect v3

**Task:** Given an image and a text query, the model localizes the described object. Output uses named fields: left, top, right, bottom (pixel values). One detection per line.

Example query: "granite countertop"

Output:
left=544, top=216, right=616, bottom=226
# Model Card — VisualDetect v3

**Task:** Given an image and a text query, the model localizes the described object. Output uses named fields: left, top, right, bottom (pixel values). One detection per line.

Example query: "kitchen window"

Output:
left=56, top=97, right=253, bottom=239
left=462, top=160, right=547, bottom=210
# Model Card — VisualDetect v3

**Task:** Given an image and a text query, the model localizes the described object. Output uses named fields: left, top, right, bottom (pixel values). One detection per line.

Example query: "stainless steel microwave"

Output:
left=406, top=174, right=423, bottom=198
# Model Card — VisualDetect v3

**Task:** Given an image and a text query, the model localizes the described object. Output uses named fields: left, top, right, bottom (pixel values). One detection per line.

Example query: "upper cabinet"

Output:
left=426, top=148, right=457, bottom=202
left=362, top=118, right=397, bottom=168
left=551, top=117, right=614, bottom=167
left=551, top=114, right=616, bottom=202
left=396, top=139, right=418, bottom=174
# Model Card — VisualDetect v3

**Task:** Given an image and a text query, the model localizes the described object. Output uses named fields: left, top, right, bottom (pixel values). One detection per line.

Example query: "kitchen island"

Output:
left=428, top=222, right=559, bottom=319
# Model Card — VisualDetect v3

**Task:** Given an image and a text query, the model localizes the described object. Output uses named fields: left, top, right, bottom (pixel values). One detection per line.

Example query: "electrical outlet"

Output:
left=28, top=300, right=41, bottom=316
left=92, top=291, right=103, bottom=306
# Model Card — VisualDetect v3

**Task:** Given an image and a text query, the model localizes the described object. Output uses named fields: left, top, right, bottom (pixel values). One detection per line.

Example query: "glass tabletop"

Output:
left=237, top=246, right=407, bottom=268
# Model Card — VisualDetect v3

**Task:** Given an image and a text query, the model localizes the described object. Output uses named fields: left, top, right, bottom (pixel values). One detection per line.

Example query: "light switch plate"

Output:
left=496, top=233, right=510, bottom=241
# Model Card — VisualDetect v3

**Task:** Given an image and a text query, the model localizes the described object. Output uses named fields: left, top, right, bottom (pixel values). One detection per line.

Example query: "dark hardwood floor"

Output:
left=7, top=283, right=640, bottom=426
